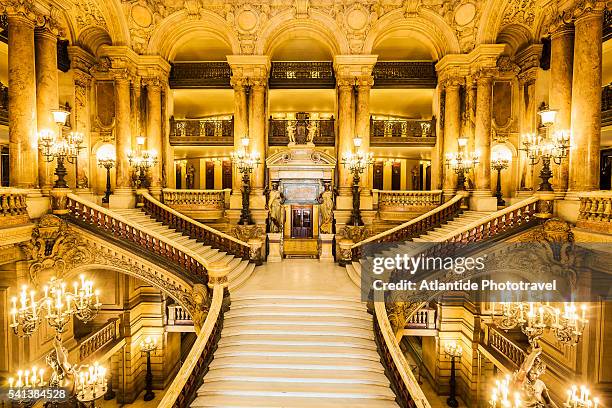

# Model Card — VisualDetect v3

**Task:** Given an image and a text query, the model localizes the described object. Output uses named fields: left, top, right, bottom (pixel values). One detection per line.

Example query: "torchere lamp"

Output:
left=97, top=143, right=116, bottom=204
left=38, top=108, right=84, bottom=189
left=444, top=341, right=462, bottom=407
left=341, top=136, right=374, bottom=226
left=231, top=136, right=261, bottom=225
left=491, top=148, right=511, bottom=206
left=520, top=104, right=570, bottom=192
left=140, top=336, right=158, bottom=401
left=128, top=136, right=158, bottom=188
left=445, top=136, right=479, bottom=191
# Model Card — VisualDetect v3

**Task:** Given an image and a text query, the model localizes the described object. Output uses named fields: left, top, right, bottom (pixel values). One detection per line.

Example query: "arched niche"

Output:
left=496, top=24, right=534, bottom=57
left=371, top=29, right=438, bottom=61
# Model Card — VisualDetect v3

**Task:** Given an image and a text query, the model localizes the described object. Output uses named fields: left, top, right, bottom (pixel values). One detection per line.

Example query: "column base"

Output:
left=319, top=233, right=335, bottom=262
left=267, top=232, right=283, bottom=262
left=148, top=186, right=162, bottom=200
left=516, top=190, right=534, bottom=199
left=553, top=190, right=567, bottom=200
left=563, top=190, right=582, bottom=201
left=443, top=188, right=456, bottom=201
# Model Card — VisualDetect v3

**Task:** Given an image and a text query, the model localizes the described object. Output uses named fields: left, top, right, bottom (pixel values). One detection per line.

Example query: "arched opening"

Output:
left=372, top=29, right=437, bottom=61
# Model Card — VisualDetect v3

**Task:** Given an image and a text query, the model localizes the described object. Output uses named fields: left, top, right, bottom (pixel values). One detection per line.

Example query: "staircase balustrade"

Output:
left=158, top=285, right=224, bottom=408
left=167, top=304, right=193, bottom=326
left=141, top=191, right=252, bottom=261
left=78, top=318, right=121, bottom=361
left=577, top=190, right=612, bottom=233
left=162, top=188, right=229, bottom=210
left=66, top=194, right=209, bottom=282
left=376, top=190, right=443, bottom=211
left=484, top=324, right=527, bottom=369
left=0, top=187, right=29, bottom=227
left=406, top=307, right=436, bottom=329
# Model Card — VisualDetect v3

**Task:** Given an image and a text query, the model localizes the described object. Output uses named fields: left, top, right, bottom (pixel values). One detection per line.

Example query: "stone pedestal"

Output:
left=267, top=233, right=283, bottom=262
left=534, top=192, right=555, bottom=219
left=50, top=188, right=71, bottom=215
left=337, top=238, right=354, bottom=266
left=468, top=196, right=498, bottom=212
left=318, top=233, right=335, bottom=262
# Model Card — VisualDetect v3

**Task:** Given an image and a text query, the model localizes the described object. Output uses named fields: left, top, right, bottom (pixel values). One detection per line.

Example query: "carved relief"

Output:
left=502, top=0, right=536, bottom=27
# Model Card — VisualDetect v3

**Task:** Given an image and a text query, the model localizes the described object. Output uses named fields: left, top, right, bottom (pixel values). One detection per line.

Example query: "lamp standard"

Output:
left=97, top=143, right=116, bottom=204
left=491, top=151, right=510, bottom=206
left=231, top=136, right=260, bottom=225
left=520, top=104, right=570, bottom=192
left=445, top=137, right=479, bottom=191
left=341, top=136, right=373, bottom=226
left=38, top=108, right=83, bottom=189
left=444, top=341, right=462, bottom=407
left=140, top=336, right=158, bottom=401
left=128, top=136, right=158, bottom=188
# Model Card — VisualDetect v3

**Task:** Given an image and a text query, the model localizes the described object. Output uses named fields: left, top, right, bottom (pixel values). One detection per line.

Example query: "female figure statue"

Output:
left=318, top=181, right=334, bottom=234
left=514, top=348, right=558, bottom=408
left=267, top=181, right=285, bottom=233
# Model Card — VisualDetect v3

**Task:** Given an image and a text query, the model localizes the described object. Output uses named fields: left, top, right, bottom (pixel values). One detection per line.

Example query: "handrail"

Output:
left=66, top=193, right=208, bottom=281
left=162, top=188, right=230, bottom=194
left=79, top=318, right=121, bottom=361
left=161, top=188, right=230, bottom=210
left=140, top=192, right=251, bottom=259
left=158, top=285, right=224, bottom=408
left=353, top=194, right=463, bottom=249
left=374, top=295, right=431, bottom=408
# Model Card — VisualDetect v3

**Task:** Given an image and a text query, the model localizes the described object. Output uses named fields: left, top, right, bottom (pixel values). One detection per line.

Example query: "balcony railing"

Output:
left=169, top=62, right=232, bottom=89
left=375, top=190, right=443, bottom=212
left=0, top=82, right=8, bottom=126
left=269, top=61, right=335, bottom=89
left=0, top=187, right=30, bottom=228
left=482, top=324, right=527, bottom=370
left=577, top=190, right=612, bottom=234
left=167, top=304, right=193, bottom=326
left=169, top=116, right=234, bottom=146
left=162, top=189, right=229, bottom=210
left=370, top=118, right=436, bottom=146
left=268, top=117, right=335, bottom=146
left=406, top=307, right=436, bottom=329
left=79, top=318, right=121, bottom=361
left=373, top=61, right=437, bottom=89
left=603, top=84, right=612, bottom=127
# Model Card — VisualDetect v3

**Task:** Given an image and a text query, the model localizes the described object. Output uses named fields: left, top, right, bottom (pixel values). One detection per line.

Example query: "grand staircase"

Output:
left=114, top=209, right=256, bottom=290
left=190, top=293, right=400, bottom=407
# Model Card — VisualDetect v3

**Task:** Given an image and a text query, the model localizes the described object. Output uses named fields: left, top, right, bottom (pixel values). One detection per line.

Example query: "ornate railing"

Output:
left=0, top=82, right=8, bottom=126
left=374, top=299, right=430, bottom=408
left=0, top=187, right=30, bottom=227
left=167, top=304, right=193, bottom=326
left=79, top=318, right=121, bottom=361
left=169, top=116, right=234, bottom=146
left=577, top=190, right=612, bottom=233
left=376, top=190, right=443, bottom=211
left=169, top=62, right=232, bottom=89
left=405, top=307, right=436, bottom=329
left=370, top=118, right=436, bottom=146
left=66, top=193, right=209, bottom=282
left=602, top=84, right=612, bottom=127
left=268, top=117, right=335, bottom=146
left=162, top=189, right=229, bottom=211
left=141, top=192, right=252, bottom=260
left=269, top=61, right=335, bottom=88
left=351, top=195, right=464, bottom=260
left=483, top=324, right=527, bottom=369
left=373, top=61, right=437, bottom=89
left=158, top=285, right=224, bottom=408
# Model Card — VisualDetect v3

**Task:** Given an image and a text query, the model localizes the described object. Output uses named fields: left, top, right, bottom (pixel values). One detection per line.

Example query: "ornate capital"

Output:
left=496, top=56, right=521, bottom=76
left=248, top=76, right=268, bottom=89
left=571, top=0, right=606, bottom=21
left=355, top=75, right=374, bottom=89
left=336, top=76, right=356, bottom=89
left=142, top=76, right=163, bottom=89
left=441, top=76, right=464, bottom=90
left=230, top=75, right=248, bottom=90
left=1, top=0, right=44, bottom=27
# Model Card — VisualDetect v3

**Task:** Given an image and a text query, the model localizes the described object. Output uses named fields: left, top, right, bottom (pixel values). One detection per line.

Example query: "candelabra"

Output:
left=520, top=104, right=570, bottom=192
left=493, top=302, right=588, bottom=348
left=38, top=108, right=84, bottom=189
left=231, top=136, right=260, bottom=225
left=341, top=136, right=374, bottom=226
left=490, top=375, right=521, bottom=408
left=140, top=336, right=158, bottom=401
left=7, top=276, right=106, bottom=406
left=128, top=136, right=158, bottom=188
left=564, top=385, right=600, bottom=408
left=491, top=150, right=510, bottom=206
left=444, top=341, right=462, bottom=407
left=445, top=137, right=479, bottom=191
left=97, top=143, right=116, bottom=204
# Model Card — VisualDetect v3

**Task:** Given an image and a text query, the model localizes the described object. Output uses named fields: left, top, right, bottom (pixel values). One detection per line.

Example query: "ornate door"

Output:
left=222, top=160, right=232, bottom=189
left=392, top=162, right=401, bottom=190
left=291, top=205, right=313, bottom=238
left=205, top=161, right=215, bottom=189
left=373, top=161, right=383, bottom=190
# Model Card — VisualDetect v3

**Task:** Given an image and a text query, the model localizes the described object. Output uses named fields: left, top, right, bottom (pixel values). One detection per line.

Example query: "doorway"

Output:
left=291, top=205, right=313, bottom=238
left=391, top=162, right=401, bottom=190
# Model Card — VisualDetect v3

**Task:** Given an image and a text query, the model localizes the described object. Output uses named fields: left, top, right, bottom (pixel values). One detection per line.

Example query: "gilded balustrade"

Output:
left=376, top=190, right=443, bottom=211
left=78, top=318, right=121, bottom=361
left=406, top=308, right=436, bottom=329
left=167, top=304, right=193, bottom=326
left=577, top=191, right=612, bottom=233
left=162, top=189, right=229, bottom=210
left=486, top=325, right=527, bottom=369
left=0, top=187, right=30, bottom=227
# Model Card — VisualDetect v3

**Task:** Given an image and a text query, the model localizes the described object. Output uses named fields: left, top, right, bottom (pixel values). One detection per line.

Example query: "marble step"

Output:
left=191, top=394, right=400, bottom=407
left=217, top=335, right=378, bottom=350
left=208, top=355, right=385, bottom=373
left=223, top=313, right=371, bottom=328
left=212, top=345, right=381, bottom=361
left=226, top=305, right=369, bottom=320
left=221, top=324, right=373, bottom=339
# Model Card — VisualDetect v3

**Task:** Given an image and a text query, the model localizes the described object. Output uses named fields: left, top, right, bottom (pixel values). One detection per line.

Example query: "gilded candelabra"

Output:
left=445, top=136, right=479, bottom=191
left=140, top=336, right=158, bottom=401
left=341, top=136, right=373, bottom=226
left=444, top=341, right=462, bottom=408
left=96, top=143, right=116, bottom=204
left=128, top=136, right=158, bottom=188
left=491, top=150, right=510, bottom=206
left=231, top=136, right=260, bottom=225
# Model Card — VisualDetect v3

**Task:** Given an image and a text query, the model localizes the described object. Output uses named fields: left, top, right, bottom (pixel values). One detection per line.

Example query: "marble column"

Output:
left=145, top=78, right=163, bottom=198
left=337, top=78, right=355, bottom=195
left=73, top=71, right=92, bottom=190
left=249, top=78, right=266, bottom=193
left=568, top=5, right=603, bottom=195
left=231, top=77, right=248, bottom=193
left=517, top=70, right=537, bottom=196
left=8, top=15, right=38, bottom=188
left=431, top=86, right=444, bottom=190
left=550, top=24, right=574, bottom=197
left=34, top=26, right=58, bottom=193
left=473, top=73, right=493, bottom=195
left=355, top=76, right=373, bottom=189
left=114, top=75, right=132, bottom=194
left=442, top=79, right=461, bottom=198
left=130, top=77, right=142, bottom=149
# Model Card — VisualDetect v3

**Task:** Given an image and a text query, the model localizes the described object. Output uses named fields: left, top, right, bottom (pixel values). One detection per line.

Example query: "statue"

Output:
left=191, top=284, right=210, bottom=333
left=287, top=120, right=296, bottom=144
left=318, top=181, right=334, bottom=234
left=267, top=181, right=285, bottom=233
left=513, top=348, right=558, bottom=408
left=186, top=163, right=196, bottom=189
left=306, top=120, right=318, bottom=144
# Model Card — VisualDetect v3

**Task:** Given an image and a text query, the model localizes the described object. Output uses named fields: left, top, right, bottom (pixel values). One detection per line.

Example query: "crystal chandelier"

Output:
left=445, top=136, right=479, bottom=191
left=493, top=302, right=587, bottom=348
left=128, top=136, right=158, bottom=188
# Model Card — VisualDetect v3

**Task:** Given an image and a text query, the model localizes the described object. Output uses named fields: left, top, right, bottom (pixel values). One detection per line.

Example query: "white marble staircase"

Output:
left=113, top=209, right=255, bottom=291
left=346, top=210, right=491, bottom=285
left=190, top=294, right=400, bottom=408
